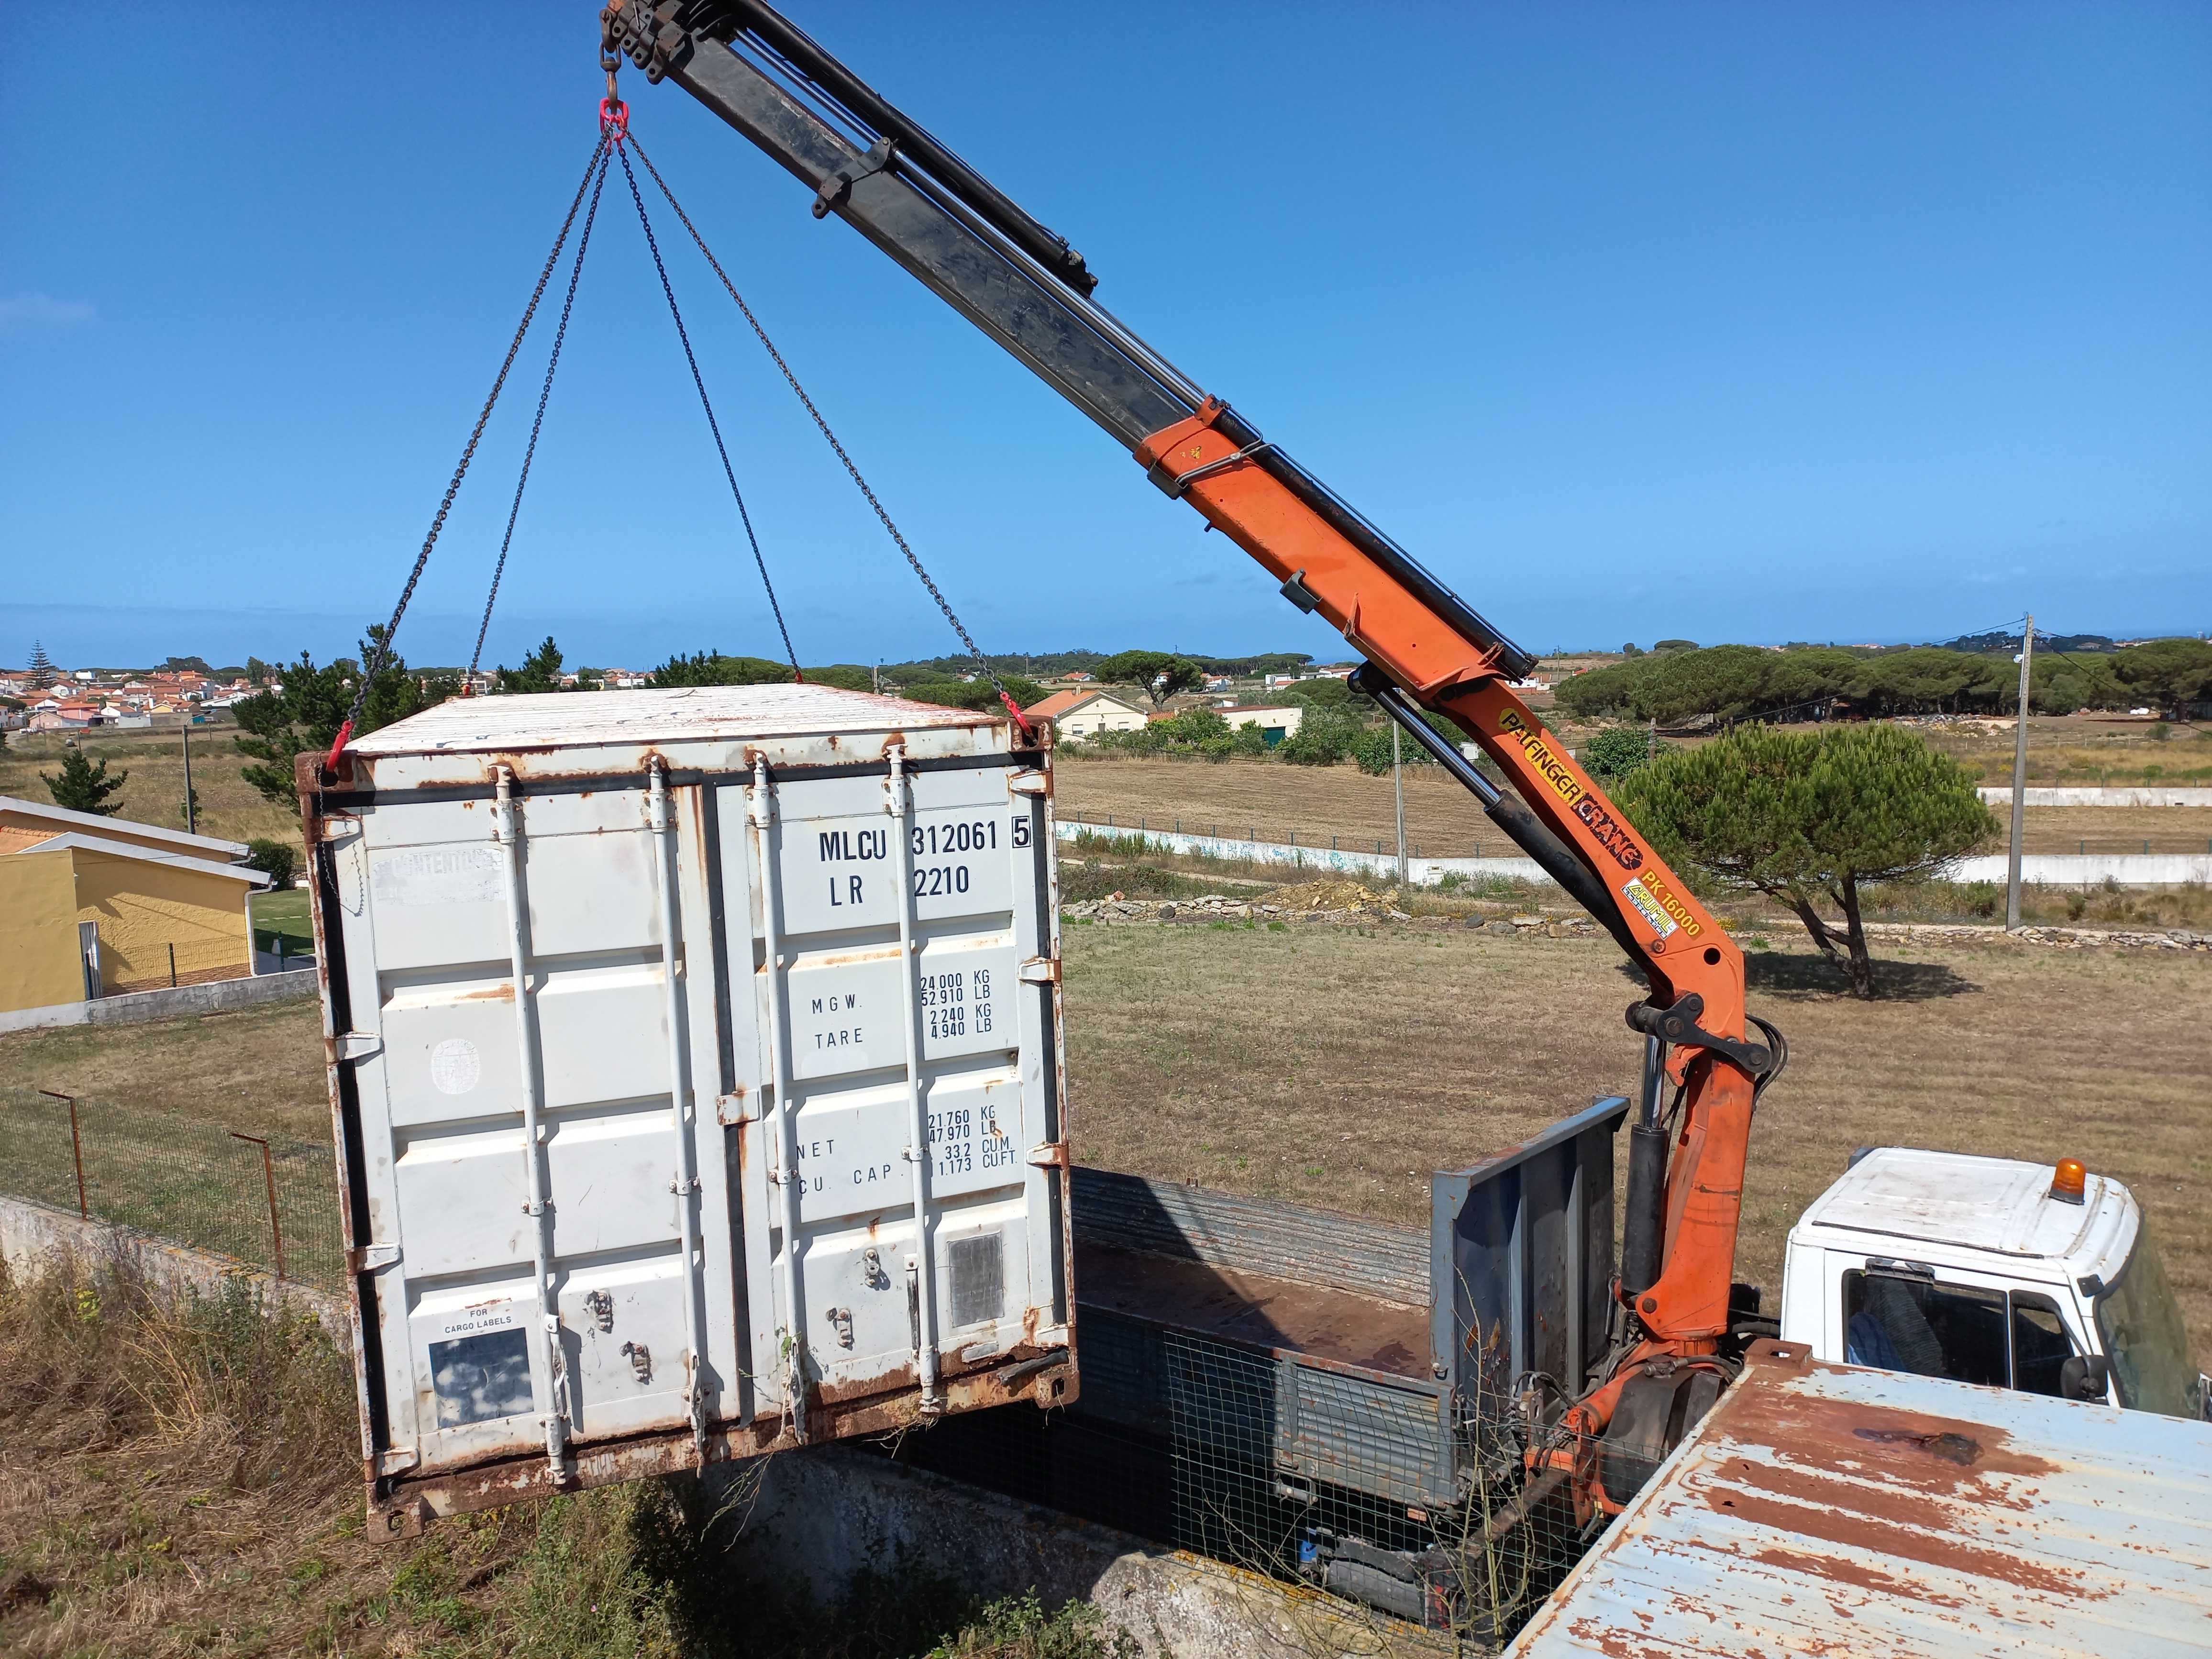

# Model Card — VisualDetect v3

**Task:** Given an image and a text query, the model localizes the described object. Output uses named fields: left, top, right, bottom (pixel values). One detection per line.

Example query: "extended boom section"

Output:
left=607, top=0, right=1777, bottom=1509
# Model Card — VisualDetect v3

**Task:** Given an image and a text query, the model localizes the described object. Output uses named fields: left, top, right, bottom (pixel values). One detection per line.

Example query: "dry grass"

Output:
left=1055, top=756, right=2212, bottom=860
left=0, top=997, right=329, bottom=1143
left=1060, top=921, right=2212, bottom=1349
left=2020, top=806, right=2212, bottom=853
left=0, top=1255, right=1137, bottom=1658
left=11, top=900, right=2207, bottom=1342
left=0, top=723, right=306, bottom=853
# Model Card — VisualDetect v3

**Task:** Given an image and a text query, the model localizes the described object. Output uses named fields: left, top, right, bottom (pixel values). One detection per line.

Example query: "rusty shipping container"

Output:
left=299, top=685, right=1074, bottom=1534
left=1507, top=1338, right=2212, bottom=1656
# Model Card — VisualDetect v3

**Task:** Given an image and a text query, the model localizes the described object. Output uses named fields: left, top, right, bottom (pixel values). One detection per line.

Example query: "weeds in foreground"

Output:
left=0, top=1256, right=1136, bottom=1659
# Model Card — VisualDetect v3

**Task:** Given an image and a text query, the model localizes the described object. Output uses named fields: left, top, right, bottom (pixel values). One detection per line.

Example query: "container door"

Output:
left=325, top=777, right=739, bottom=1480
left=730, top=757, right=1060, bottom=1423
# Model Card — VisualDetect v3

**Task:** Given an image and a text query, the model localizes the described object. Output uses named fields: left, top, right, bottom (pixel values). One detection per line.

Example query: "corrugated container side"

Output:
left=1508, top=1339, right=2212, bottom=1656
left=300, top=686, right=1075, bottom=1535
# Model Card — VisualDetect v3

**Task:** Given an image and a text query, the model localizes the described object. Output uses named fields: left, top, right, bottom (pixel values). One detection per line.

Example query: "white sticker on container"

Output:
left=431, top=1038, right=482, bottom=1096
left=372, top=845, right=503, bottom=908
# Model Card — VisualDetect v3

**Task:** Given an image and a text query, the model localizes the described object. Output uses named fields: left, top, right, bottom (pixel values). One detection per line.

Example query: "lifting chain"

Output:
left=327, top=134, right=609, bottom=769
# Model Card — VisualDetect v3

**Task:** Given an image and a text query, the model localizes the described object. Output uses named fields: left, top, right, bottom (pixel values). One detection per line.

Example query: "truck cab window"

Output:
left=2009, top=1293, right=2075, bottom=1397
left=1843, top=1270, right=2006, bottom=1388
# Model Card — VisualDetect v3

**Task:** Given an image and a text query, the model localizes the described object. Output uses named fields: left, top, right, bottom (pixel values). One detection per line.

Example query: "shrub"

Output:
left=1277, top=707, right=1361, bottom=766
left=1581, top=726, right=1660, bottom=783
left=244, top=837, right=299, bottom=890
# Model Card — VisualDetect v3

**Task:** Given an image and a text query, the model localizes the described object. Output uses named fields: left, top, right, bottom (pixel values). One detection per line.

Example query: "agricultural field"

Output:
left=0, top=721, right=305, bottom=852
left=1054, top=753, right=2212, bottom=855
left=6, top=918, right=2206, bottom=1349
left=1063, top=921, right=2212, bottom=1349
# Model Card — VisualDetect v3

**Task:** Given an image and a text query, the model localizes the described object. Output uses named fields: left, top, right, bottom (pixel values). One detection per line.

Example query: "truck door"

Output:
left=1840, top=1265, right=2090, bottom=1398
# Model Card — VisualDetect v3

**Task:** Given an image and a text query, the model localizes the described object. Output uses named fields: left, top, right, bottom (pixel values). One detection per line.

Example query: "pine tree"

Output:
left=27, top=641, right=55, bottom=680
left=1616, top=724, right=1995, bottom=998
left=494, top=636, right=566, bottom=695
left=43, top=750, right=129, bottom=816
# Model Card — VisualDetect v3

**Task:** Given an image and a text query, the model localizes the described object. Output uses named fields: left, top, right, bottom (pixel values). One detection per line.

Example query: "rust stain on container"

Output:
left=1511, top=1341, right=2208, bottom=1656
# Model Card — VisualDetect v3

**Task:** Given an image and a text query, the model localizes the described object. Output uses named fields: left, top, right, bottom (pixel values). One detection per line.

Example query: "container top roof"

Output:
left=348, top=685, right=997, bottom=756
left=1507, top=1341, right=2212, bottom=1657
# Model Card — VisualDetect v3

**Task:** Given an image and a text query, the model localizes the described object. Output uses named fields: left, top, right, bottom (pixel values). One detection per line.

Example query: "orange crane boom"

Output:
left=606, top=0, right=1778, bottom=1494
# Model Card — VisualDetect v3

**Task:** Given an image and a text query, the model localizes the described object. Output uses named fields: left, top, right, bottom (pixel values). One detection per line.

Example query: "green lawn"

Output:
left=247, top=887, right=312, bottom=943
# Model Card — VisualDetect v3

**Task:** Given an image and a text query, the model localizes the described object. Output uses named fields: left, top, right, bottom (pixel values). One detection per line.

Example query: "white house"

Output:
left=1024, top=688, right=1150, bottom=741
left=1217, top=704, right=1305, bottom=746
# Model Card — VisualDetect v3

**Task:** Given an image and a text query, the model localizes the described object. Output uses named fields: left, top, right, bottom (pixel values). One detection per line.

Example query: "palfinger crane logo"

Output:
left=1496, top=709, right=1645, bottom=870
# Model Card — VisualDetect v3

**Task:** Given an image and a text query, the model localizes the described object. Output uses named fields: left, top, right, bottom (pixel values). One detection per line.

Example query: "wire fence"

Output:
left=884, top=1325, right=1618, bottom=1646
left=0, top=1087, right=343, bottom=1291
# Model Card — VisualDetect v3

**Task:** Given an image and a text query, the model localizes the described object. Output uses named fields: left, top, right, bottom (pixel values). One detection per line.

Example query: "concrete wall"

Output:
left=0, top=847, right=87, bottom=1011
left=1944, top=852, right=2212, bottom=885
left=1977, top=786, right=2212, bottom=807
left=72, top=845, right=255, bottom=991
left=0, top=960, right=319, bottom=1035
left=722, top=1445, right=1447, bottom=1659
left=1057, top=823, right=2212, bottom=889
left=0, top=1192, right=347, bottom=1341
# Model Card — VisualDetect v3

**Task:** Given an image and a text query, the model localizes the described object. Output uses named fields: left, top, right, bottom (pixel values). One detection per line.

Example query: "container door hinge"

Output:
left=350, top=1242, right=401, bottom=1273
left=338, top=1032, right=383, bottom=1062
left=1018, top=957, right=1059, bottom=985
left=1007, top=770, right=1050, bottom=797
left=1028, top=1140, right=1070, bottom=1169
left=376, top=1447, right=420, bottom=1476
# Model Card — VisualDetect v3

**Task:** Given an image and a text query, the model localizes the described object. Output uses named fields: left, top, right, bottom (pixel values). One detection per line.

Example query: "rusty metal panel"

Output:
left=1509, top=1339, right=2212, bottom=1656
left=307, top=686, right=1073, bottom=1530
left=1432, top=1096, right=1627, bottom=1430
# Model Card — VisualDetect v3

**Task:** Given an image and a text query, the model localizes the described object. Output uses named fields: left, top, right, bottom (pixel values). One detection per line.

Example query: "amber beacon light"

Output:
left=2049, top=1158, right=2088, bottom=1205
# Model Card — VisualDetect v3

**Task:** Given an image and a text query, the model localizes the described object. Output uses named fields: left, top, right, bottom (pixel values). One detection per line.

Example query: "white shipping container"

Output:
left=301, top=686, right=1073, bottom=1535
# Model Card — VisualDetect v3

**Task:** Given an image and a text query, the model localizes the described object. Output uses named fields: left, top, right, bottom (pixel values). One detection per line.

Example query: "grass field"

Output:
left=0, top=721, right=306, bottom=853
left=1063, top=923, right=2212, bottom=1349
left=0, top=997, right=329, bottom=1142
left=250, top=887, right=314, bottom=944
left=5, top=920, right=2206, bottom=1352
left=1055, top=755, right=2212, bottom=857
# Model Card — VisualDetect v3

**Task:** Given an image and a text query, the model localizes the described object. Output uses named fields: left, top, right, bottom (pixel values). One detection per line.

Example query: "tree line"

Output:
left=1556, top=638, right=2212, bottom=727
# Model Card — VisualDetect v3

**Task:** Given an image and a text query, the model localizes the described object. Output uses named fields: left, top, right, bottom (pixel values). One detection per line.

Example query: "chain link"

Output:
left=615, top=140, right=803, bottom=682
left=334, top=134, right=610, bottom=761
left=471, top=148, right=612, bottom=680
left=627, top=133, right=1032, bottom=734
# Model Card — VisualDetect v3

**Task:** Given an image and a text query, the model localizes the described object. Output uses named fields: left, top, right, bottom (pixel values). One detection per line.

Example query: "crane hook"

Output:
left=600, top=43, right=627, bottom=142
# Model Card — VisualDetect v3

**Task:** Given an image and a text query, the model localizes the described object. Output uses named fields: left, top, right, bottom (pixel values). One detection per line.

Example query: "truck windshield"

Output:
left=2095, top=1225, right=2203, bottom=1419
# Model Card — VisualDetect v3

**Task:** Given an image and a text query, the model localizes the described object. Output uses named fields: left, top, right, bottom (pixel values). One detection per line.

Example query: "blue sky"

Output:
left=4, top=3, right=2208, bottom=673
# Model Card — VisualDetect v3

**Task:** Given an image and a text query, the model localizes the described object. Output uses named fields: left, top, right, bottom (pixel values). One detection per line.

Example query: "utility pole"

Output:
left=2005, top=615, right=2035, bottom=930
left=1392, top=723, right=1409, bottom=887
left=181, top=719, right=196, bottom=836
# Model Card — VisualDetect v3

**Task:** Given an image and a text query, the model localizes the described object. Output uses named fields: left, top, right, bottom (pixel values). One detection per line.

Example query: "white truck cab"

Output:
left=1778, top=1147, right=2208, bottom=1420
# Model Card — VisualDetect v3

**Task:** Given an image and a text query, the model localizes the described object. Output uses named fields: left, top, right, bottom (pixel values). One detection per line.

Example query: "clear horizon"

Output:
left=4, top=600, right=2190, bottom=680
left=6, top=5, right=2208, bottom=672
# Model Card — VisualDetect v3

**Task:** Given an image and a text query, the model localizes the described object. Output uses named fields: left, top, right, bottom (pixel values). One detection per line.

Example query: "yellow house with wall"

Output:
left=0, top=797, right=271, bottom=1012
